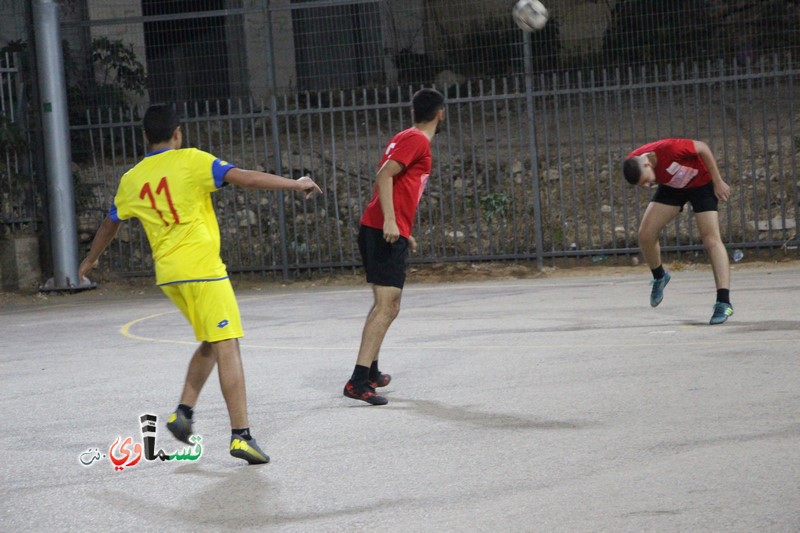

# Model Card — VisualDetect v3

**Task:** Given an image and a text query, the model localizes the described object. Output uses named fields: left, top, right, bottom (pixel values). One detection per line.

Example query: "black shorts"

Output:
left=651, top=182, right=718, bottom=213
left=358, top=225, right=409, bottom=289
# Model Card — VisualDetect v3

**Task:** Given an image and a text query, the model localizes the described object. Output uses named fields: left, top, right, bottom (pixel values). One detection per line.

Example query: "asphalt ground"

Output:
left=1, top=264, right=799, bottom=532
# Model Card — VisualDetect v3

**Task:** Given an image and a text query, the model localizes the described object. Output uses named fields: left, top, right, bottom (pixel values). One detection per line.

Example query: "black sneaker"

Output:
left=166, top=410, right=193, bottom=444
left=343, top=380, right=388, bottom=405
left=369, top=372, right=392, bottom=389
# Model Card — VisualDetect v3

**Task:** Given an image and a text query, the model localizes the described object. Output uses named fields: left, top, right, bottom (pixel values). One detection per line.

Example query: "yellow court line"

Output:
left=119, top=310, right=195, bottom=344
left=118, top=292, right=290, bottom=343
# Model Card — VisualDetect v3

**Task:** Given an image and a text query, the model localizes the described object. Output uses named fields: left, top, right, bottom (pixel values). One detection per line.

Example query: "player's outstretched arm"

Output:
left=224, top=168, right=322, bottom=199
left=79, top=216, right=121, bottom=280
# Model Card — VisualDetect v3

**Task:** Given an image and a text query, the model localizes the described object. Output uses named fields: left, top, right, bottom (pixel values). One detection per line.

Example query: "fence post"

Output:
left=265, top=0, right=290, bottom=281
left=522, top=31, right=545, bottom=269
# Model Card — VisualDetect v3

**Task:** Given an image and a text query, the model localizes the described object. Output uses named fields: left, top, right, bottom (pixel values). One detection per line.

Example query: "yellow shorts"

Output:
left=161, top=278, right=244, bottom=342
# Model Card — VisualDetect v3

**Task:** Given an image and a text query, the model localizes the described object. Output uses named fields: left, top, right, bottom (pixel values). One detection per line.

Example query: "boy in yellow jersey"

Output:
left=79, top=104, right=322, bottom=464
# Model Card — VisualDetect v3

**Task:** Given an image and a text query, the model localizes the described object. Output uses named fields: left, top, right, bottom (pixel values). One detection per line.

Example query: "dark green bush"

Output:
left=601, top=0, right=713, bottom=66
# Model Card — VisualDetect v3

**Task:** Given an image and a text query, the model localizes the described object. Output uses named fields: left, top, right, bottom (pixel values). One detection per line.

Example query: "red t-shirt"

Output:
left=627, top=138, right=711, bottom=189
left=360, top=128, right=431, bottom=238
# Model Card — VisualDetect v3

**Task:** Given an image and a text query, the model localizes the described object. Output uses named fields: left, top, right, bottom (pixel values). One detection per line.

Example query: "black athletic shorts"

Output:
left=358, top=225, right=409, bottom=289
left=651, top=182, right=718, bottom=213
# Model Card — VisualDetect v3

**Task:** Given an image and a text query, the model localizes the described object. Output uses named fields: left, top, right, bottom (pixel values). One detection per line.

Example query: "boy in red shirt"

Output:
left=623, top=138, right=733, bottom=324
left=344, top=88, right=445, bottom=405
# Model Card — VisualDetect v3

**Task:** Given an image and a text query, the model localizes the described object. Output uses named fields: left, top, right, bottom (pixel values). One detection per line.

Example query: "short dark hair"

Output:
left=412, top=88, right=445, bottom=123
left=622, top=157, right=642, bottom=185
left=143, top=104, right=180, bottom=145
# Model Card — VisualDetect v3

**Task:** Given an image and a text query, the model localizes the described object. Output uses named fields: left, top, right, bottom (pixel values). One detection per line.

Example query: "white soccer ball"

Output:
left=512, top=0, right=549, bottom=32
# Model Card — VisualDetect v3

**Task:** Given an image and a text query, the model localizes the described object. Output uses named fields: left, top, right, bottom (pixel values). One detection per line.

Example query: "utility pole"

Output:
left=33, top=0, right=92, bottom=291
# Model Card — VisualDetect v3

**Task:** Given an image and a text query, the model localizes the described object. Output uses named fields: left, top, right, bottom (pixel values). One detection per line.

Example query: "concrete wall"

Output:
left=0, top=235, right=41, bottom=290
left=0, top=1, right=27, bottom=44
left=27, top=0, right=619, bottom=100
left=244, top=0, right=295, bottom=98
left=549, top=0, right=618, bottom=57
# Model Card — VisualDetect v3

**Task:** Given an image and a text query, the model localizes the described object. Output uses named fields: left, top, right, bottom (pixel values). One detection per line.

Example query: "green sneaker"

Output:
left=230, top=435, right=270, bottom=465
left=709, top=301, right=733, bottom=325
left=650, top=272, right=671, bottom=307
left=166, top=410, right=193, bottom=444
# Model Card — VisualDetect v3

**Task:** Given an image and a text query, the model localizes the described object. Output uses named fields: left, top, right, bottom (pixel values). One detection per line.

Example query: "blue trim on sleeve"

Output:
left=212, top=159, right=236, bottom=188
left=157, top=276, right=230, bottom=286
left=109, top=204, right=122, bottom=222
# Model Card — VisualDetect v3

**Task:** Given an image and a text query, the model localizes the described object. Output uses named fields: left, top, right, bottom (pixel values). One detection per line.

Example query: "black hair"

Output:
left=142, top=104, right=180, bottom=145
left=412, top=88, right=445, bottom=123
left=622, top=157, right=642, bottom=185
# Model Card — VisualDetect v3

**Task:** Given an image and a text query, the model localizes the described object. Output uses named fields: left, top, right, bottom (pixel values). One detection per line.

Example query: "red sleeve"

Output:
left=386, top=134, right=425, bottom=169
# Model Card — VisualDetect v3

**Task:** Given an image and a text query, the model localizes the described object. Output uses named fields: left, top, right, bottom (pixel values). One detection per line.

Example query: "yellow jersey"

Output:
left=110, top=148, right=235, bottom=285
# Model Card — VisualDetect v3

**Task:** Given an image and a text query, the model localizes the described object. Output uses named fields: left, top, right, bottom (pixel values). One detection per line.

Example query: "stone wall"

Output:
left=0, top=234, right=41, bottom=290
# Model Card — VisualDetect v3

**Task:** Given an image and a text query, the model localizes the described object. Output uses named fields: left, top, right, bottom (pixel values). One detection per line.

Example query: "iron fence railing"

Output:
left=72, top=56, right=800, bottom=278
left=0, top=52, right=38, bottom=234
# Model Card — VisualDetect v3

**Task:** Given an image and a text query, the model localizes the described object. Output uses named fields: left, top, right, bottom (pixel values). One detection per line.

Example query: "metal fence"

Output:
left=4, top=0, right=800, bottom=278
left=0, top=52, right=38, bottom=234
left=72, top=54, right=800, bottom=277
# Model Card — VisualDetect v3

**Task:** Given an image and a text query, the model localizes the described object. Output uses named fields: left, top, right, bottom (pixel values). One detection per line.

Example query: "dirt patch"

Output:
left=3, top=257, right=797, bottom=309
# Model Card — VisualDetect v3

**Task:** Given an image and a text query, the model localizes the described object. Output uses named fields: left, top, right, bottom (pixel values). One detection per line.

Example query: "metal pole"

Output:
left=264, top=0, right=290, bottom=281
left=33, top=0, right=88, bottom=290
left=523, top=31, right=545, bottom=269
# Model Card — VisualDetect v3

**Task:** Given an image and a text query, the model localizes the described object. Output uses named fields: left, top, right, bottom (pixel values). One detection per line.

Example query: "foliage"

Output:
left=66, top=37, right=146, bottom=161
left=601, top=0, right=712, bottom=66
left=0, top=42, right=36, bottom=229
left=601, top=0, right=800, bottom=67
left=89, top=36, right=147, bottom=96
left=479, top=192, right=511, bottom=222
left=0, top=33, right=147, bottom=232
left=0, top=40, right=31, bottom=96
left=445, top=16, right=561, bottom=79
left=392, top=49, right=443, bottom=86
left=0, top=39, right=27, bottom=57
left=67, top=36, right=146, bottom=117
left=0, top=115, right=26, bottom=151
left=715, top=0, right=800, bottom=59
left=445, top=20, right=522, bottom=79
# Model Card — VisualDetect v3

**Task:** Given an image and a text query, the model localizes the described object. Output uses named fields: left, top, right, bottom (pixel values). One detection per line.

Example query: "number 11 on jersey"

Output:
left=140, top=177, right=180, bottom=226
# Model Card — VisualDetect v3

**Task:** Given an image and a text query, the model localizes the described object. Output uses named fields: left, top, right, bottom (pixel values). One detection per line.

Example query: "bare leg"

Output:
left=356, top=285, right=402, bottom=368
left=213, top=338, right=249, bottom=429
left=695, top=210, right=730, bottom=290
left=179, top=341, right=217, bottom=407
left=638, top=202, right=681, bottom=269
